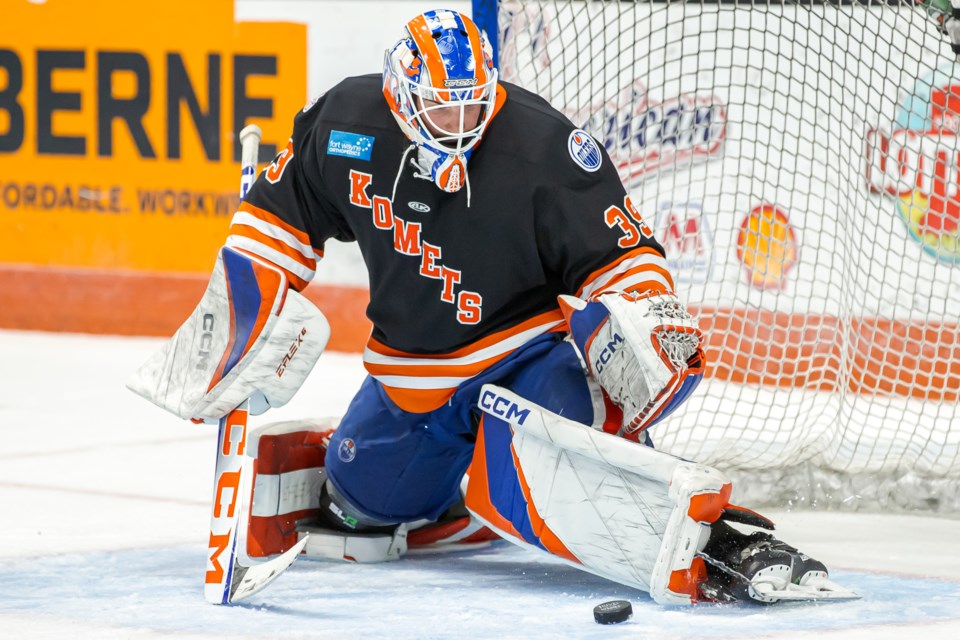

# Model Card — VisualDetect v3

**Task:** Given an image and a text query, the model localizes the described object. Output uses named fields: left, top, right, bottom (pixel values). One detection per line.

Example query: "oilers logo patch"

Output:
left=338, top=438, right=357, bottom=463
left=568, top=129, right=602, bottom=172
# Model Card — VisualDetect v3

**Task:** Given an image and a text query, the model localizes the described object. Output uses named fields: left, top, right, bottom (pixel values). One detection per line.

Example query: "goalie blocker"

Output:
left=127, top=246, right=329, bottom=422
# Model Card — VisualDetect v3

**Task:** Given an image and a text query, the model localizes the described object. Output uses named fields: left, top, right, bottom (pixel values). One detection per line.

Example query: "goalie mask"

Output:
left=383, top=9, right=499, bottom=194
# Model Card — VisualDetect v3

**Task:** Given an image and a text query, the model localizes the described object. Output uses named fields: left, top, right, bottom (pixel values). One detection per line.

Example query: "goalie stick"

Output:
left=203, top=125, right=308, bottom=605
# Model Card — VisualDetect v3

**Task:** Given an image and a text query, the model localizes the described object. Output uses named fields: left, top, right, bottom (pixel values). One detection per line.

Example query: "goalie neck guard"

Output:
left=382, top=9, right=498, bottom=194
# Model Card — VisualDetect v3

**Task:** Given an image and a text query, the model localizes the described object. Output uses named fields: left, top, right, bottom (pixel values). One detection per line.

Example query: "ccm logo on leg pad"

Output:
left=479, top=389, right=530, bottom=425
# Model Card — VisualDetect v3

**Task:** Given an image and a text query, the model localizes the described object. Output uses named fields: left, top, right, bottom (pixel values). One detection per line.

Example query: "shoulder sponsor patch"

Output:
left=568, top=129, right=602, bottom=172
left=327, top=130, right=375, bottom=161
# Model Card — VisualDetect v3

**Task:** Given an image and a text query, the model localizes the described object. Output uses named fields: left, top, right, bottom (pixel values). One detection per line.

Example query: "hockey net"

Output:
left=493, top=0, right=960, bottom=512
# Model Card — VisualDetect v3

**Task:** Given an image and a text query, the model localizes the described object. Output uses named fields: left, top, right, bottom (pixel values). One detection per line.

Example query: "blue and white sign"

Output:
left=654, top=201, right=715, bottom=285
left=567, top=129, right=602, bottom=172
left=327, top=130, right=375, bottom=161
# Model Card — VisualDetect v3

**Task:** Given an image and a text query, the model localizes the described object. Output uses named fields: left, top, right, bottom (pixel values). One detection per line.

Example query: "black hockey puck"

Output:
left=593, top=599, right=632, bottom=624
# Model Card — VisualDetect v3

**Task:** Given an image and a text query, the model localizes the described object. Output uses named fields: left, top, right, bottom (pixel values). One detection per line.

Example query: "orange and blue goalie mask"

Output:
left=383, top=9, right=498, bottom=193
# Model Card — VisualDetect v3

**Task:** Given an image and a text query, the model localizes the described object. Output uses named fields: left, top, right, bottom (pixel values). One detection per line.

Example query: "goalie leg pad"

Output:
left=245, top=418, right=409, bottom=563
left=296, top=521, right=409, bottom=563
left=471, top=384, right=732, bottom=605
left=246, top=419, right=337, bottom=557
left=246, top=418, right=494, bottom=561
left=127, top=247, right=330, bottom=421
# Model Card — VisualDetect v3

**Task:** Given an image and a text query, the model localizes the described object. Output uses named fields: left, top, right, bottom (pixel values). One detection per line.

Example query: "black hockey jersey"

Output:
left=228, top=75, right=674, bottom=412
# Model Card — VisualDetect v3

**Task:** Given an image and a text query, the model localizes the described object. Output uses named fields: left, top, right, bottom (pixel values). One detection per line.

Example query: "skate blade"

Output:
left=753, top=576, right=861, bottom=602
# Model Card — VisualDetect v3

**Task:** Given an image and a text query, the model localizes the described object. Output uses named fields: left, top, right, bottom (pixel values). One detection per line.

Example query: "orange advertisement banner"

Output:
left=0, top=0, right=307, bottom=272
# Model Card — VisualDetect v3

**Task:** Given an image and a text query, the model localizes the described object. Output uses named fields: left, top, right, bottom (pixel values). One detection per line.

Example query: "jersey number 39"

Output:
left=605, top=195, right=654, bottom=248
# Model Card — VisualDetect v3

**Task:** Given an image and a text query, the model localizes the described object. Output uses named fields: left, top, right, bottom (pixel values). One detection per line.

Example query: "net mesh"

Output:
left=496, top=0, right=960, bottom=511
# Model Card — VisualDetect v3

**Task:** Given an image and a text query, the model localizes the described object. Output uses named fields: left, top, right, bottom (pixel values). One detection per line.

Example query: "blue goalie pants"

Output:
left=324, top=333, right=601, bottom=526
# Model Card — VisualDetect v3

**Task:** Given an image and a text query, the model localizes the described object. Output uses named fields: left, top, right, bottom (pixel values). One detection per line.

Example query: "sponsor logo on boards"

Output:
left=735, top=203, right=798, bottom=290
left=566, top=81, right=726, bottom=189
left=865, top=63, right=960, bottom=263
left=653, top=200, right=715, bottom=285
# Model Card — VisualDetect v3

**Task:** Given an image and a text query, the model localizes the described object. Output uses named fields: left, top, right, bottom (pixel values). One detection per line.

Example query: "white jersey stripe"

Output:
left=372, top=374, right=473, bottom=389
left=580, top=254, right=671, bottom=298
left=230, top=211, right=316, bottom=262
left=225, top=235, right=316, bottom=283
left=592, top=272, right=672, bottom=296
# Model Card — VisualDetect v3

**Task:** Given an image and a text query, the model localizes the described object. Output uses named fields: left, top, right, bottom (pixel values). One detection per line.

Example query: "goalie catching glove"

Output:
left=127, top=247, right=330, bottom=421
left=559, top=291, right=705, bottom=438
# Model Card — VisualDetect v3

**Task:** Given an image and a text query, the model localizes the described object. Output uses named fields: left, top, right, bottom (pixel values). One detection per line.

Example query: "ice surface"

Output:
left=0, top=330, right=957, bottom=639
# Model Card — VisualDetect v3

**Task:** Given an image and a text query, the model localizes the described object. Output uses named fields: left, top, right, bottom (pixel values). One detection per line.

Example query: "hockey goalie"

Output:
left=129, top=8, right=857, bottom=605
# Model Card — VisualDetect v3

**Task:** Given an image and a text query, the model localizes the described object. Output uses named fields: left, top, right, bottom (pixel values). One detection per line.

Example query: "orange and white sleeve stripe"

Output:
left=364, top=310, right=567, bottom=413
left=577, top=246, right=676, bottom=300
left=225, top=201, right=324, bottom=291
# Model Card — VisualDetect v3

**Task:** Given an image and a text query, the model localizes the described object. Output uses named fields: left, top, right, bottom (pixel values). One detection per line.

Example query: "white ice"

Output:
left=1, top=330, right=958, bottom=639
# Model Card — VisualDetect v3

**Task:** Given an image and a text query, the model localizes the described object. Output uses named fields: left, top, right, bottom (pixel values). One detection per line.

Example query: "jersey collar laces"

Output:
left=382, top=9, right=498, bottom=206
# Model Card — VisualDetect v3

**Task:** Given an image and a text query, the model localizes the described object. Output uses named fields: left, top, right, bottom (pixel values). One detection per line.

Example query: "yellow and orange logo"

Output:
left=735, top=203, right=798, bottom=289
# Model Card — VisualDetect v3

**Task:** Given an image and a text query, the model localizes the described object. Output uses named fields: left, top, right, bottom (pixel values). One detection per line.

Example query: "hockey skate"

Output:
left=699, top=518, right=860, bottom=604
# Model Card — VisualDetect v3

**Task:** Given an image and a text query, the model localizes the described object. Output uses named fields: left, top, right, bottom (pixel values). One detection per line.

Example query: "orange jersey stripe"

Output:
left=594, top=263, right=674, bottom=297
left=228, top=244, right=311, bottom=292
left=227, top=203, right=319, bottom=292
left=228, top=224, right=317, bottom=274
left=579, top=247, right=663, bottom=292
left=364, top=354, right=510, bottom=380
left=366, top=310, right=567, bottom=413
left=367, top=309, right=565, bottom=360
left=379, top=386, right=457, bottom=414
left=578, top=247, right=675, bottom=298
left=237, top=201, right=313, bottom=246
